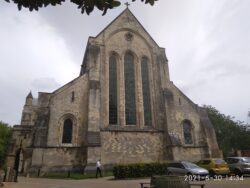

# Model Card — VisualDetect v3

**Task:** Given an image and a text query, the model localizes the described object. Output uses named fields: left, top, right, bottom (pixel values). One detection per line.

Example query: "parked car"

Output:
left=196, top=159, right=230, bottom=177
left=225, top=157, right=250, bottom=176
left=167, top=161, right=209, bottom=177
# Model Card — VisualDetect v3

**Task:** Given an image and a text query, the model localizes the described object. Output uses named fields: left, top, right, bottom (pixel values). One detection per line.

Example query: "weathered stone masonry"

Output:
left=6, top=8, right=221, bottom=178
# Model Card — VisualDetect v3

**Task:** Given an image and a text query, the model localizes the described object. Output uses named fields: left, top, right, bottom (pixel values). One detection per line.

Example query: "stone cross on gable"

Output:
left=124, top=2, right=131, bottom=23
left=125, top=2, right=130, bottom=8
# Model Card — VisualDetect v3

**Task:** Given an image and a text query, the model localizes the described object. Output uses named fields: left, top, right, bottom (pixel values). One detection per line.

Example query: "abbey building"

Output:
left=6, top=8, right=220, bottom=176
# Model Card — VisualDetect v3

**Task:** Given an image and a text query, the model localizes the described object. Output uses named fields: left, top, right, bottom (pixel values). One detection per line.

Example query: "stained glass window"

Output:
left=62, top=119, right=73, bottom=143
left=124, top=52, right=136, bottom=125
left=109, top=54, right=118, bottom=124
left=183, top=120, right=193, bottom=144
left=141, top=57, right=152, bottom=126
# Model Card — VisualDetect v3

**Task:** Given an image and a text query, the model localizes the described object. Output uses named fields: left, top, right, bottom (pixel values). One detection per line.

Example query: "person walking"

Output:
left=96, top=159, right=102, bottom=178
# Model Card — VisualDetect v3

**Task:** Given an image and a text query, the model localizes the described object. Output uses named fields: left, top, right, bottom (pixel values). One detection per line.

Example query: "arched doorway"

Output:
left=13, top=148, right=24, bottom=181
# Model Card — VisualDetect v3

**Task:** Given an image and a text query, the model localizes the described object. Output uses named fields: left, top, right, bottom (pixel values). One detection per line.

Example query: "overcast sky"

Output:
left=0, top=0, right=250, bottom=125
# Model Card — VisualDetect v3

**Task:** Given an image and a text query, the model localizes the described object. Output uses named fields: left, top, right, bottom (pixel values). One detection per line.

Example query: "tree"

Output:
left=0, top=121, right=12, bottom=169
left=4, top=0, right=158, bottom=15
left=205, top=105, right=250, bottom=157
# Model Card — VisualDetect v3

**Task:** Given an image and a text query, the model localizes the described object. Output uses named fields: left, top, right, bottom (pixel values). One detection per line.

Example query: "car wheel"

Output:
left=234, top=169, right=242, bottom=177
left=167, top=171, right=172, bottom=175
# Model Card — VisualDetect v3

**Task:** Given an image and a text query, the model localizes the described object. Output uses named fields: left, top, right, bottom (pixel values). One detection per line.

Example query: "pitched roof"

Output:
left=95, top=8, right=160, bottom=47
left=80, top=8, right=163, bottom=76
left=26, top=91, right=33, bottom=99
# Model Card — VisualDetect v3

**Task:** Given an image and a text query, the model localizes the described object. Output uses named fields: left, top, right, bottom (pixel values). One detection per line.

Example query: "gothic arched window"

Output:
left=62, top=119, right=73, bottom=143
left=141, top=57, right=152, bottom=126
left=109, top=54, right=118, bottom=124
left=183, top=120, right=193, bottom=144
left=124, top=52, right=136, bottom=125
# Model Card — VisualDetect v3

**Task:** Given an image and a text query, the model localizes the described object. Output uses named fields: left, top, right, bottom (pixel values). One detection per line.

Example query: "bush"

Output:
left=0, top=121, right=12, bottom=168
left=43, top=171, right=113, bottom=179
left=113, top=162, right=168, bottom=179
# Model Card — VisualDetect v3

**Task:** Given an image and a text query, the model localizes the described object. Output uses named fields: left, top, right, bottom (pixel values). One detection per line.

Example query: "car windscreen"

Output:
left=214, top=159, right=226, bottom=164
left=242, top=158, right=250, bottom=163
left=168, top=163, right=184, bottom=168
left=183, top=162, right=199, bottom=168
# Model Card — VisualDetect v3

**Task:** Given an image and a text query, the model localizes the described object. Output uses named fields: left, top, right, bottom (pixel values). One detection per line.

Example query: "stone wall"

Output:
left=47, top=75, right=89, bottom=147
left=102, top=30, right=154, bottom=129
left=7, top=9, right=221, bottom=176
left=30, top=147, right=86, bottom=174
left=199, top=108, right=221, bottom=158
left=84, top=9, right=172, bottom=165
left=84, top=8, right=219, bottom=164
left=172, top=146, right=210, bottom=162
left=86, top=147, right=101, bottom=164
left=91, top=8, right=170, bottom=131
left=100, top=131, right=164, bottom=165
left=162, top=82, right=220, bottom=159
left=25, top=74, right=90, bottom=173
left=164, top=83, right=208, bottom=147
left=21, top=102, right=37, bottom=126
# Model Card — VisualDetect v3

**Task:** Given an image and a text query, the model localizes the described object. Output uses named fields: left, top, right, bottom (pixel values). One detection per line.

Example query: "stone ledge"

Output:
left=100, top=126, right=164, bottom=133
left=180, top=145, right=208, bottom=148
left=27, top=146, right=84, bottom=149
left=13, top=125, right=33, bottom=131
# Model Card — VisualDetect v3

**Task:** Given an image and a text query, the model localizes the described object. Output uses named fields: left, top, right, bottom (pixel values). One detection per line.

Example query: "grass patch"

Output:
left=43, top=171, right=113, bottom=180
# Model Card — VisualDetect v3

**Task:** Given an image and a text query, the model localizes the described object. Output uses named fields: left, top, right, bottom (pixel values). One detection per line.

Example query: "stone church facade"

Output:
left=6, top=8, right=220, bottom=176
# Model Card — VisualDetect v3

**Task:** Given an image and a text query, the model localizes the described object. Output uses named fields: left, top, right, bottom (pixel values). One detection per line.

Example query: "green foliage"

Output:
left=4, top=0, right=158, bottom=15
left=0, top=121, right=12, bottom=168
left=113, top=162, right=168, bottom=179
left=205, top=105, right=250, bottom=156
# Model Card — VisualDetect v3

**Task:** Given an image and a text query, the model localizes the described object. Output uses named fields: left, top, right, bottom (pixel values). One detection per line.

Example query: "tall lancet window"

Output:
left=62, top=119, right=73, bottom=143
left=124, top=52, right=136, bottom=125
left=109, top=54, right=118, bottom=124
left=141, top=57, right=152, bottom=126
left=183, top=120, right=193, bottom=144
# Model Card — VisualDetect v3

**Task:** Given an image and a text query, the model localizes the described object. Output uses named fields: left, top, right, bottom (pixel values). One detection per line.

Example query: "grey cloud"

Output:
left=31, top=77, right=61, bottom=92
left=1, top=0, right=250, bottom=125
left=200, top=59, right=250, bottom=80
left=37, top=1, right=124, bottom=65
left=179, top=79, right=209, bottom=93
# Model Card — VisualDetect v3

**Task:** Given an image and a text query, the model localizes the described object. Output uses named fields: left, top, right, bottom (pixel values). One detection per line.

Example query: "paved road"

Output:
left=3, top=176, right=250, bottom=188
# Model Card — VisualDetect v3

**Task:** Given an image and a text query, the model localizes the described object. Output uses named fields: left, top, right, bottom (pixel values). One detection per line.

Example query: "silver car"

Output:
left=225, top=157, right=250, bottom=176
left=167, top=161, right=209, bottom=177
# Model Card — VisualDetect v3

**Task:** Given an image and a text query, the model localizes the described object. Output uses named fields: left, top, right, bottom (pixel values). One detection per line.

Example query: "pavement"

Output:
left=2, top=176, right=250, bottom=188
